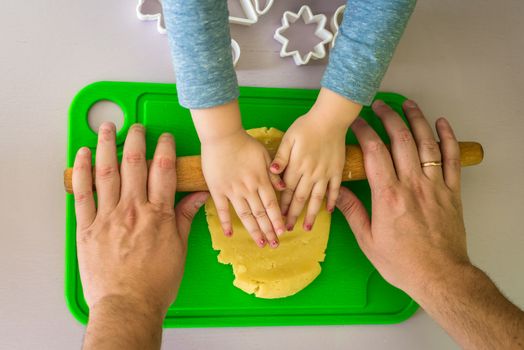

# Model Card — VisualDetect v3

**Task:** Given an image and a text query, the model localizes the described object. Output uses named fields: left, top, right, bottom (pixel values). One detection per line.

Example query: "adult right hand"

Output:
left=335, top=99, right=470, bottom=296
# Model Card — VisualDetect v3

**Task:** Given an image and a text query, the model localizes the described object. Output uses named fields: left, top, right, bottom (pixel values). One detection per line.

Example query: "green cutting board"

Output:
left=65, top=81, right=418, bottom=327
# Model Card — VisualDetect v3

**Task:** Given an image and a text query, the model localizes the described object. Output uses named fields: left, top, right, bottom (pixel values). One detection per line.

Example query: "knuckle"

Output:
left=124, top=151, right=145, bottom=165
left=95, top=165, right=117, bottom=180
left=153, top=155, right=175, bottom=170
left=294, top=195, right=307, bottom=204
left=252, top=210, right=267, bottom=219
left=444, top=158, right=461, bottom=170
left=263, top=198, right=279, bottom=210
left=310, top=192, right=325, bottom=201
left=98, top=127, right=114, bottom=142
left=364, top=140, right=386, bottom=154
left=396, top=129, right=413, bottom=143
left=238, top=210, right=253, bottom=220
left=74, top=190, right=93, bottom=204
left=73, top=161, right=91, bottom=172
left=419, top=139, right=440, bottom=153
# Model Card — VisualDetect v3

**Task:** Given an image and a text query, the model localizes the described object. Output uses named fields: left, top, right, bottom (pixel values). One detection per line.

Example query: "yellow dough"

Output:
left=205, top=128, right=331, bottom=299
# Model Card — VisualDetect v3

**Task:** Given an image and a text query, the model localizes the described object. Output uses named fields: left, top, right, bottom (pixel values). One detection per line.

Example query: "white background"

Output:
left=1, top=1, right=523, bottom=349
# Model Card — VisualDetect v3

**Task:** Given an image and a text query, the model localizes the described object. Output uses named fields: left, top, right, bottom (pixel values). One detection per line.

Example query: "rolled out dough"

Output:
left=205, top=128, right=332, bottom=299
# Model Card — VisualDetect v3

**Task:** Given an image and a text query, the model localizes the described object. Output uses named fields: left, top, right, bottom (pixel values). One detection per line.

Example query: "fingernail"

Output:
left=224, top=229, right=232, bottom=237
left=270, top=240, right=279, bottom=248
left=78, top=147, right=90, bottom=155
left=327, top=206, right=334, bottom=213
left=276, top=227, right=285, bottom=236
left=282, top=209, right=288, bottom=216
left=404, top=99, right=417, bottom=108
left=286, top=224, right=294, bottom=231
left=195, top=201, right=204, bottom=208
left=304, top=223, right=312, bottom=231
left=373, top=100, right=385, bottom=107
left=271, top=163, right=280, bottom=171
left=258, top=238, right=266, bottom=247
left=279, top=180, right=286, bottom=189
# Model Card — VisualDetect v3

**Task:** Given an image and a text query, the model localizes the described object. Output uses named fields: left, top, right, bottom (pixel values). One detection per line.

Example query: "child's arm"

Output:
left=162, top=0, right=285, bottom=247
left=271, top=0, right=417, bottom=230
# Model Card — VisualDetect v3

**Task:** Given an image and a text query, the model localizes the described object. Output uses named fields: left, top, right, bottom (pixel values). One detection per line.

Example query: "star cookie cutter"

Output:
left=273, top=5, right=333, bottom=66
left=330, top=5, right=345, bottom=49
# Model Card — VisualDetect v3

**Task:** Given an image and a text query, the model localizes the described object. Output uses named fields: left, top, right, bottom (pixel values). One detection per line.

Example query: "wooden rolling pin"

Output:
left=63, top=142, right=483, bottom=194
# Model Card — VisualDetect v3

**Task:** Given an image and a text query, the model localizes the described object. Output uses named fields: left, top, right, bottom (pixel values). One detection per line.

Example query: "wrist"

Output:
left=308, top=87, right=362, bottom=129
left=90, top=294, right=166, bottom=325
left=191, top=100, right=244, bottom=144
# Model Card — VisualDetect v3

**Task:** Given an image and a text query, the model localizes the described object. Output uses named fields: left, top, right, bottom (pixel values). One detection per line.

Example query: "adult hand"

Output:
left=271, top=88, right=361, bottom=231
left=73, top=123, right=209, bottom=325
left=335, top=99, right=469, bottom=296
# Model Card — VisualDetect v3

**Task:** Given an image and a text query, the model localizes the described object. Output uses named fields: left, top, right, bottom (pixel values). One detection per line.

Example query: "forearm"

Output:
left=321, top=0, right=416, bottom=105
left=410, top=263, right=524, bottom=349
left=83, top=296, right=165, bottom=350
left=163, top=0, right=238, bottom=109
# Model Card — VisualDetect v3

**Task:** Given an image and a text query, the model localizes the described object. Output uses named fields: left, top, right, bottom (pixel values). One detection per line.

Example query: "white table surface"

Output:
left=1, top=0, right=523, bottom=349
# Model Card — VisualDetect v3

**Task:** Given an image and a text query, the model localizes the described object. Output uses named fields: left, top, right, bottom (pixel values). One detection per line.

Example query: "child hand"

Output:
left=201, top=129, right=286, bottom=248
left=270, top=88, right=361, bottom=231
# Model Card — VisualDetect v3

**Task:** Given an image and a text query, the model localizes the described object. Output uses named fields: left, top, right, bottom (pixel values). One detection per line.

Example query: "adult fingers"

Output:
left=230, top=197, right=266, bottom=248
left=175, top=192, right=209, bottom=246
left=95, top=122, right=120, bottom=214
left=270, top=136, right=293, bottom=175
left=336, top=187, right=372, bottom=252
left=373, top=100, right=422, bottom=180
left=148, top=133, right=177, bottom=212
left=303, top=180, right=328, bottom=231
left=73, top=147, right=96, bottom=230
left=351, top=117, right=398, bottom=192
left=326, top=176, right=341, bottom=213
left=285, top=177, right=313, bottom=231
left=436, top=118, right=461, bottom=193
left=258, top=185, right=285, bottom=237
left=247, top=193, right=279, bottom=248
left=280, top=168, right=301, bottom=216
left=120, top=124, right=148, bottom=202
left=403, top=100, right=443, bottom=182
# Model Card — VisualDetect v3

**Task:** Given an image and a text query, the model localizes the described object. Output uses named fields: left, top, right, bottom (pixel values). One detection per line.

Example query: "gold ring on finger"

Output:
left=421, top=161, right=442, bottom=168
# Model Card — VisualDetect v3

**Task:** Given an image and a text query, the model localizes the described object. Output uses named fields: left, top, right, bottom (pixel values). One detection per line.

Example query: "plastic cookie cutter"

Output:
left=136, top=0, right=166, bottom=34
left=330, top=5, right=345, bottom=49
left=135, top=0, right=241, bottom=66
left=229, top=0, right=275, bottom=25
left=274, top=5, right=333, bottom=66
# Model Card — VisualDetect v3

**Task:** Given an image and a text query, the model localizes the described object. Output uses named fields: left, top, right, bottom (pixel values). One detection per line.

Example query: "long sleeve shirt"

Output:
left=163, top=0, right=416, bottom=109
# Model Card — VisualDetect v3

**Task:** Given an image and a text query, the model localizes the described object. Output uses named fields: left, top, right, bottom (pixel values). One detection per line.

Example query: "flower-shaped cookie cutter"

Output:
left=274, top=5, right=333, bottom=66
left=330, top=5, right=345, bottom=49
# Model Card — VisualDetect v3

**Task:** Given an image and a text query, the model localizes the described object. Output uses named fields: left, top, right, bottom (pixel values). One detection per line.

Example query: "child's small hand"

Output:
left=201, top=129, right=286, bottom=248
left=270, top=88, right=362, bottom=231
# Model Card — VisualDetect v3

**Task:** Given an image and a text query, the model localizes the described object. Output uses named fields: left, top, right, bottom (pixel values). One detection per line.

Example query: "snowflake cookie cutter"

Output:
left=273, top=5, right=333, bottom=66
left=330, top=5, right=345, bottom=49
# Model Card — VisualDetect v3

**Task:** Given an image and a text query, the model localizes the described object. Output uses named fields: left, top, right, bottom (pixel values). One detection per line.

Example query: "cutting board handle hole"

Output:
left=88, top=100, right=124, bottom=134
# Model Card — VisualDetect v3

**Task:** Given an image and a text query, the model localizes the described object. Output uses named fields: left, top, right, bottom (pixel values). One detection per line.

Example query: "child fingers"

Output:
left=285, top=178, right=313, bottom=231
left=436, top=118, right=461, bottom=193
left=258, top=185, right=285, bottom=237
left=120, top=124, right=148, bottom=202
left=72, top=147, right=96, bottom=230
left=303, top=181, right=328, bottom=231
left=230, top=197, right=266, bottom=248
left=326, top=176, right=341, bottom=213
left=210, top=194, right=233, bottom=237
left=247, top=194, right=278, bottom=248
left=280, top=169, right=301, bottom=216
left=148, top=133, right=177, bottom=212
left=264, top=152, right=286, bottom=191
left=270, top=137, right=292, bottom=175
left=95, top=122, right=120, bottom=214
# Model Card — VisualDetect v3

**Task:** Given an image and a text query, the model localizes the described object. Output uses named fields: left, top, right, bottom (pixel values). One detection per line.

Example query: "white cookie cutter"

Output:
left=229, top=0, right=275, bottom=25
left=135, top=0, right=242, bottom=66
left=330, top=5, right=345, bottom=49
left=136, top=0, right=166, bottom=34
left=274, top=5, right=333, bottom=66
